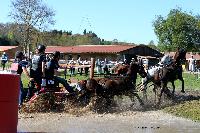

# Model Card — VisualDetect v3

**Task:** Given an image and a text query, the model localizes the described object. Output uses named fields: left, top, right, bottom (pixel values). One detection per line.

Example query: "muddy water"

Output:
left=18, top=111, right=200, bottom=133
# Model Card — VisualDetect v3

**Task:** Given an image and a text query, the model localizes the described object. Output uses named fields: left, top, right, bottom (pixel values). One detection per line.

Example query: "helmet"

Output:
left=52, top=51, right=60, bottom=59
left=15, top=51, right=24, bottom=59
left=37, top=44, right=46, bottom=53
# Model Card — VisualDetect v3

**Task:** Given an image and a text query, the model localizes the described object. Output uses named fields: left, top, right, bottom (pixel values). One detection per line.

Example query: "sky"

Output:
left=0, top=0, right=200, bottom=44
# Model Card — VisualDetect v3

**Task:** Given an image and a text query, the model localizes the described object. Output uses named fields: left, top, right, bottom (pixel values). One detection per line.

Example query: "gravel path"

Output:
left=18, top=111, right=200, bottom=133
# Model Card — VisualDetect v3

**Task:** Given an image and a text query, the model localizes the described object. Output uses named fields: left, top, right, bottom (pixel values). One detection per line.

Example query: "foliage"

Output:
left=0, top=24, right=111, bottom=47
left=39, top=30, right=102, bottom=46
left=9, top=0, right=55, bottom=56
left=153, top=8, right=200, bottom=52
left=147, top=40, right=159, bottom=51
left=0, top=23, right=20, bottom=46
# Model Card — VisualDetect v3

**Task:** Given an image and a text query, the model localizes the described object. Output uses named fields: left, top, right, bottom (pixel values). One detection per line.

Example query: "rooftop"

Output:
left=46, top=45, right=136, bottom=54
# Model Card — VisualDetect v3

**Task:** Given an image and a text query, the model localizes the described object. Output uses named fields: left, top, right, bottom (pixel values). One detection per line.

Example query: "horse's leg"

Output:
left=157, top=82, right=166, bottom=105
left=143, top=89, right=147, bottom=103
left=106, top=95, right=113, bottom=107
left=142, top=78, right=148, bottom=102
left=180, top=77, right=185, bottom=93
left=171, top=81, right=175, bottom=94
left=153, top=84, right=157, bottom=104
left=129, top=90, right=144, bottom=106
left=133, top=92, right=144, bottom=105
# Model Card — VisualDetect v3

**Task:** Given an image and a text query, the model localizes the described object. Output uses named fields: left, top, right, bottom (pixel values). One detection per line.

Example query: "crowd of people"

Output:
left=67, top=57, right=91, bottom=76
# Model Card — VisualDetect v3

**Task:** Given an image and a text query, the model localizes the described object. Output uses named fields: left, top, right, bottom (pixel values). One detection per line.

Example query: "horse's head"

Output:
left=174, top=48, right=186, bottom=64
left=115, top=64, right=129, bottom=75
left=76, top=79, right=99, bottom=97
left=86, top=78, right=99, bottom=92
left=128, top=62, right=147, bottom=78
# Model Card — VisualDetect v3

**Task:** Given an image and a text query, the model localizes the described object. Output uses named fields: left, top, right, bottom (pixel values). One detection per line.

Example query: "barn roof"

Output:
left=46, top=45, right=136, bottom=54
left=0, top=46, right=18, bottom=52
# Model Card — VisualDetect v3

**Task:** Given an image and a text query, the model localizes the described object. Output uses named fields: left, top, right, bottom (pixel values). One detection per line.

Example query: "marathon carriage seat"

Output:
left=28, top=77, right=60, bottom=94
left=42, top=77, right=61, bottom=92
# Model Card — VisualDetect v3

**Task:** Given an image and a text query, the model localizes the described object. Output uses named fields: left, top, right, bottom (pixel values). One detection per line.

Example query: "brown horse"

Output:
left=152, top=48, right=186, bottom=105
left=77, top=61, right=147, bottom=108
left=112, top=64, right=129, bottom=75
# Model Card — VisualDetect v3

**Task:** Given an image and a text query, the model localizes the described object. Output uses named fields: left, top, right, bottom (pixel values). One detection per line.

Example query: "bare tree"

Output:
left=9, top=0, right=55, bottom=57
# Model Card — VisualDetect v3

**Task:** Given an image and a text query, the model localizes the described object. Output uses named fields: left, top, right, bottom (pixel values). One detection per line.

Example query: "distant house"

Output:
left=46, top=44, right=163, bottom=65
left=0, top=46, right=21, bottom=59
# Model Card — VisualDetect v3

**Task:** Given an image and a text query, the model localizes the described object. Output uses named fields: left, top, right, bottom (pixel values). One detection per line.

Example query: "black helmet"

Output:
left=37, top=44, right=46, bottom=53
left=15, top=51, right=24, bottom=59
left=52, top=51, right=60, bottom=59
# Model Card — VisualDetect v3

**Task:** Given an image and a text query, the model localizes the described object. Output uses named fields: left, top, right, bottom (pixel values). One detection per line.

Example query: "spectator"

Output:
left=77, top=57, right=83, bottom=75
left=46, top=51, right=74, bottom=93
left=102, top=58, right=109, bottom=74
left=188, top=55, right=196, bottom=72
left=96, top=58, right=102, bottom=74
left=142, top=57, right=149, bottom=70
left=1, top=52, right=8, bottom=70
left=69, top=58, right=76, bottom=76
left=83, top=58, right=90, bottom=76
left=10, top=51, right=30, bottom=107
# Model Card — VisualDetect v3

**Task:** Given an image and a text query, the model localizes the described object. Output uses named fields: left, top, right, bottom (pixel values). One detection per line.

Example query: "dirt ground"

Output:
left=18, top=110, right=200, bottom=133
left=17, top=89, right=200, bottom=133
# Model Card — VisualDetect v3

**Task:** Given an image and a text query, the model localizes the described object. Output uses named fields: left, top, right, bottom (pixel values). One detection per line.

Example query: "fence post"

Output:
left=90, top=58, right=95, bottom=79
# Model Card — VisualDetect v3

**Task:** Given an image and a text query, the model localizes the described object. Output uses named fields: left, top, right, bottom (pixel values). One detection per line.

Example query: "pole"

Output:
left=90, top=58, right=95, bottom=79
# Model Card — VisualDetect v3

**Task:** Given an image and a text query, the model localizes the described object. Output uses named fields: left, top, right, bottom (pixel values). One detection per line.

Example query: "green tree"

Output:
left=153, top=8, right=200, bottom=52
left=147, top=40, right=159, bottom=51
left=9, top=0, right=55, bottom=57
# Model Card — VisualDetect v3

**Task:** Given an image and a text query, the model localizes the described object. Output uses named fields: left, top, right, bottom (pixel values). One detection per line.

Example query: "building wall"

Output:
left=0, top=47, right=21, bottom=59
left=124, top=45, right=163, bottom=57
left=61, top=53, right=120, bottom=62
left=49, top=45, right=163, bottom=63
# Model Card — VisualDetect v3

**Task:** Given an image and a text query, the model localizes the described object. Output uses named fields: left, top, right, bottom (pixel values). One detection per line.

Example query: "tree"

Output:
left=147, top=40, right=159, bottom=50
left=153, top=8, right=200, bottom=52
left=9, top=0, right=55, bottom=57
left=83, top=29, right=87, bottom=35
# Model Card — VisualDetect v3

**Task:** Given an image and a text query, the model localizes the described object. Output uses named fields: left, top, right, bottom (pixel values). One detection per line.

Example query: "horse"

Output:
left=77, top=61, right=147, bottom=109
left=112, top=63, right=129, bottom=75
left=142, top=48, right=186, bottom=105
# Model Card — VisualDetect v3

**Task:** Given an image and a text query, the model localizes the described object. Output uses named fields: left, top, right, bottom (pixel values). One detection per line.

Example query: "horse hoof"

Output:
left=181, top=90, right=185, bottom=93
left=140, top=102, right=144, bottom=106
left=154, top=103, right=161, bottom=108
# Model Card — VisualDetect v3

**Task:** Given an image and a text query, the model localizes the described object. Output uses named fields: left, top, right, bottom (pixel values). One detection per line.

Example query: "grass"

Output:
left=163, top=100, right=200, bottom=122
left=21, top=70, right=90, bottom=88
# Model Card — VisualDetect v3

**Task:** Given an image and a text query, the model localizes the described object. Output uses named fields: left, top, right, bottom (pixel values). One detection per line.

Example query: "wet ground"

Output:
left=18, top=111, right=200, bottom=133
left=17, top=89, right=200, bottom=133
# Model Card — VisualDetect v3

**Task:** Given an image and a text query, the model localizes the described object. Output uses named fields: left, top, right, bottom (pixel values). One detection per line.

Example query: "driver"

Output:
left=45, top=51, right=75, bottom=93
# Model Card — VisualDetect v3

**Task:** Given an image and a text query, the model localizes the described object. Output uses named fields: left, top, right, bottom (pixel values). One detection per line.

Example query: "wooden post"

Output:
left=90, top=58, right=95, bottom=79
